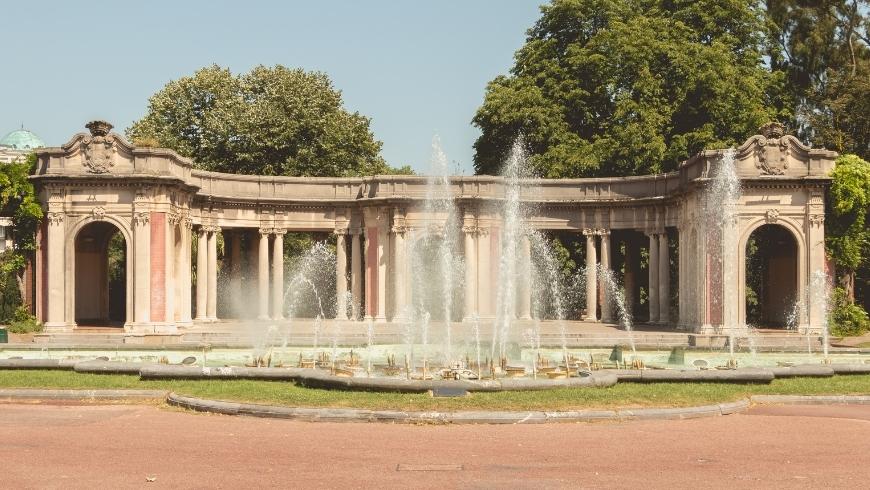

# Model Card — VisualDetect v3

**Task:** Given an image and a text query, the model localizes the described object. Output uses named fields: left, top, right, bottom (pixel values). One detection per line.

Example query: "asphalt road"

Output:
left=1, top=402, right=868, bottom=489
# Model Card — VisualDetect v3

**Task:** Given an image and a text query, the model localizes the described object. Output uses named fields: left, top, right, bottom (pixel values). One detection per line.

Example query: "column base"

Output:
left=584, top=316, right=599, bottom=322
left=42, top=322, right=74, bottom=333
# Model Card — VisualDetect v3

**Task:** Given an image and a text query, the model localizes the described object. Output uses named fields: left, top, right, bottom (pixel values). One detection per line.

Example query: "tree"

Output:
left=765, top=0, right=870, bottom=157
left=0, top=154, right=43, bottom=320
left=128, top=65, right=402, bottom=177
left=826, top=154, right=870, bottom=308
left=472, top=0, right=786, bottom=177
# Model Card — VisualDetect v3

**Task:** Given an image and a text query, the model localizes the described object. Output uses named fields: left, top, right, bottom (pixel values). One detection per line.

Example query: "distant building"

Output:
left=0, top=127, right=45, bottom=164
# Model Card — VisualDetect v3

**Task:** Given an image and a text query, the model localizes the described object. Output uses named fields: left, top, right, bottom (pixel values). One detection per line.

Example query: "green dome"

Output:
left=0, top=128, right=45, bottom=150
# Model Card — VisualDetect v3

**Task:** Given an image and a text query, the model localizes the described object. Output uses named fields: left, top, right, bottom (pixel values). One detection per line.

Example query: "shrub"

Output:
left=829, top=288, right=870, bottom=337
left=7, top=305, right=42, bottom=334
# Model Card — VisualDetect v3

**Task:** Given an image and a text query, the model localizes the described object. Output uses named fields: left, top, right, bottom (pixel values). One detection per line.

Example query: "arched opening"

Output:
left=75, top=221, right=127, bottom=326
left=745, top=224, right=798, bottom=327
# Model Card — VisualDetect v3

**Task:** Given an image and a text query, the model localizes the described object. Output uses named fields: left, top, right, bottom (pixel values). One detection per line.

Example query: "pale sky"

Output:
left=1, top=0, right=542, bottom=174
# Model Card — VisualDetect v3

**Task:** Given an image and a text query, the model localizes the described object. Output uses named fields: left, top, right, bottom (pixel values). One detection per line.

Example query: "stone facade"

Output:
left=30, top=122, right=836, bottom=334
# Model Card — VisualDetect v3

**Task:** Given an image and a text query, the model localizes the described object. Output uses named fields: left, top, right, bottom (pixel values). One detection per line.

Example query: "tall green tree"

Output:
left=128, top=64, right=402, bottom=177
left=765, top=0, right=870, bottom=158
left=0, top=154, right=43, bottom=318
left=827, top=154, right=870, bottom=307
left=473, top=0, right=786, bottom=177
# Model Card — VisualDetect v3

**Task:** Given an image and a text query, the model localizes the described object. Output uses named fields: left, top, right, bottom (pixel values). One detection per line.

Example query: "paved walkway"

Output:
left=1, top=403, right=868, bottom=489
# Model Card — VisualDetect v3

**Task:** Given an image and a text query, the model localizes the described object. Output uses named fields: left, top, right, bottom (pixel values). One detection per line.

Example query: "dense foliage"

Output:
left=827, top=155, right=870, bottom=315
left=0, top=154, right=42, bottom=328
left=128, top=64, right=410, bottom=177
left=765, top=0, right=870, bottom=159
left=472, top=0, right=785, bottom=177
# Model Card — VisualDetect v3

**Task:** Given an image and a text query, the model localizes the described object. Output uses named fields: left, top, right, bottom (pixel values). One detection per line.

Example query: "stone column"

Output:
left=623, top=237, right=636, bottom=321
left=600, top=230, right=613, bottom=323
left=335, top=229, right=348, bottom=319
left=518, top=233, right=532, bottom=320
left=195, top=227, right=208, bottom=321
left=272, top=230, right=285, bottom=320
left=658, top=231, right=670, bottom=325
left=44, top=212, right=66, bottom=329
left=648, top=232, right=659, bottom=323
left=463, top=225, right=478, bottom=320
left=477, top=229, right=492, bottom=317
left=206, top=227, right=219, bottom=321
left=165, top=217, right=176, bottom=326
left=351, top=230, right=362, bottom=320
left=584, top=229, right=598, bottom=321
left=229, top=231, right=242, bottom=318
left=392, top=224, right=407, bottom=320
left=258, top=229, right=270, bottom=320
left=376, top=227, right=388, bottom=322
left=179, top=220, right=192, bottom=326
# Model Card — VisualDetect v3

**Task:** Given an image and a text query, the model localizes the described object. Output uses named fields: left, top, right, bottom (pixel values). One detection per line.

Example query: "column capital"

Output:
left=272, top=228, right=287, bottom=236
left=390, top=225, right=409, bottom=236
left=132, top=211, right=150, bottom=226
left=46, top=211, right=65, bottom=226
left=333, top=227, right=349, bottom=236
left=201, top=225, right=221, bottom=233
left=582, top=227, right=609, bottom=236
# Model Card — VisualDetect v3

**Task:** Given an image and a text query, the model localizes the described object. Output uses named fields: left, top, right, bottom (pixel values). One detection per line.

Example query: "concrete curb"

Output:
left=750, top=394, right=870, bottom=405
left=0, top=388, right=169, bottom=401
left=165, top=393, right=751, bottom=424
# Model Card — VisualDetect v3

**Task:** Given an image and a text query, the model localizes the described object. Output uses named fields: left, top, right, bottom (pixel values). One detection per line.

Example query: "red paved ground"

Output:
left=1, top=402, right=868, bottom=489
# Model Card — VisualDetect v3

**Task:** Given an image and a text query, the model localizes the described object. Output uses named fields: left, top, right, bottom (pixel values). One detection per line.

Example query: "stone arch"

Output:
left=65, top=215, right=133, bottom=327
left=737, top=217, right=806, bottom=328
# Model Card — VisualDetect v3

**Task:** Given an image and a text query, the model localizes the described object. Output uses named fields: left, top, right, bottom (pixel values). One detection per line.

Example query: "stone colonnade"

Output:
left=31, top=121, right=836, bottom=334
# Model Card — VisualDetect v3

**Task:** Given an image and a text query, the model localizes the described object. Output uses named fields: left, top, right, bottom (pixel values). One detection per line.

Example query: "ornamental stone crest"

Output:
left=81, top=121, right=117, bottom=174
left=765, top=209, right=780, bottom=223
left=91, top=206, right=106, bottom=221
left=755, top=122, right=788, bottom=176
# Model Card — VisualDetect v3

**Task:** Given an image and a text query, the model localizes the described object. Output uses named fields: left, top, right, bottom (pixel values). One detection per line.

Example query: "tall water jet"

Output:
left=408, top=136, right=462, bottom=365
left=492, top=139, right=529, bottom=362
left=809, top=270, right=831, bottom=360
left=598, top=266, right=636, bottom=354
left=705, top=148, right=742, bottom=357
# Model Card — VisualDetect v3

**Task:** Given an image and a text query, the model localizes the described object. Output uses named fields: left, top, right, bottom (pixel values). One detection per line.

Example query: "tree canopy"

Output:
left=472, top=0, right=786, bottom=177
left=765, top=0, right=870, bottom=159
left=128, top=64, right=409, bottom=177
left=827, top=154, right=870, bottom=306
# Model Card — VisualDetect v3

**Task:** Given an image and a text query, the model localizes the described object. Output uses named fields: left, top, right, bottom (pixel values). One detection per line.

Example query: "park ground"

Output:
left=1, top=401, right=869, bottom=488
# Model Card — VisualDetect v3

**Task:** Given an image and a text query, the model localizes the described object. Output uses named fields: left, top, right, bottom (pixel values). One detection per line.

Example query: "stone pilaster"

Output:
left=132, top=211, right=151, bottom=325
left=271, top=229, right=285, bottom=320
left=600, top=230, right=613, bottom=323
left=351, top=230, right=362, bottom=320
left=584, top=229, right=598, bottom=322
left=195, top=227, right=208, bottom=321
left=658, top=231, right=670, bottom=325
left=647, top=232, right=659, bottom=323
left=462, top=224, right=478, bottom=320
left=391, top=217, right=408, bottom=320
left=257, top=229, right=270, bottom=320
left=206, top=226, right=219, bottom=321
left=44, top=210, right=66, bottom=330
left=518, top=233, right=532, bottom=320
left=335, top=228, right=348, bottom=320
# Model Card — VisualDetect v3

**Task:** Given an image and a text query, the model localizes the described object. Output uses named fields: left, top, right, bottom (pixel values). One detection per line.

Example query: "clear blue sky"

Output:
left=1, top=1, right=542, bottom=174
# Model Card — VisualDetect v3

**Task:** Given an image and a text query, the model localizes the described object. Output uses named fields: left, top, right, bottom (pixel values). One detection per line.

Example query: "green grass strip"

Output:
left=0, top=370, right=869, bottom=411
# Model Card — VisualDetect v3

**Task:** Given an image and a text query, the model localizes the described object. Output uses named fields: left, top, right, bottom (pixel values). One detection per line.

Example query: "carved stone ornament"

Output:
left=81, top=121, right=117, bottom=174
left=132, top=212, right=150, bottom=226
left=755, top=122, right=788, bottom=176
left=765, top=209, right=780, bottom=223
left=91, top=206, right=106, bottom=221
left=167, top=212, right=180, bottom=226
left=809, top=214, right=825, bottom=227
left=47, top=212, right=65, bottom=226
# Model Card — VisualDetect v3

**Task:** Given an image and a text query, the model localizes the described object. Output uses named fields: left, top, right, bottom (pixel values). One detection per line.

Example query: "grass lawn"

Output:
left=1, top=370, right=869, bottom=411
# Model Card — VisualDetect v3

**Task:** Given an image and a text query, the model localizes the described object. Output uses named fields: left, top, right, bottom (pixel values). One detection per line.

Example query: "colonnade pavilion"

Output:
left=28, top=121, right=835, bottom=335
